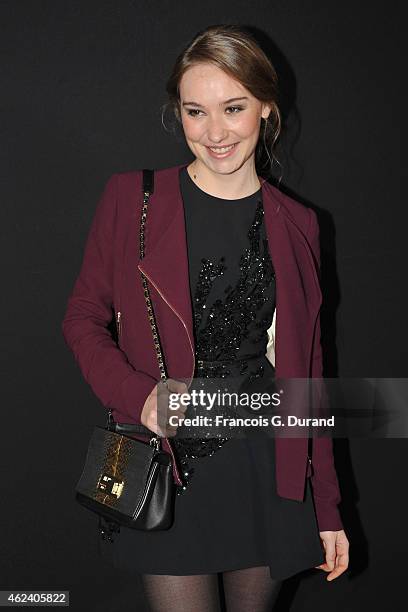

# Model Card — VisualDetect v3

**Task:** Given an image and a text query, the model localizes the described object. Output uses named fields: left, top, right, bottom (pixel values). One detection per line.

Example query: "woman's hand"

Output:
left=315, top=529, right=349, bottom=581
left=141, top=378, right=189, bottom=437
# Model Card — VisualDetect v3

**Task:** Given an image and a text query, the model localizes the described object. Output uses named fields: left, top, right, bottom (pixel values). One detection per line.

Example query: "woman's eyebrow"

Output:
left=181, top=96, right=249, bottom=107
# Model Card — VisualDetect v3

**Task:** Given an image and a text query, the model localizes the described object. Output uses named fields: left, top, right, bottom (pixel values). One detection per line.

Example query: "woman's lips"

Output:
left=206, top=142, right=238, bottom=159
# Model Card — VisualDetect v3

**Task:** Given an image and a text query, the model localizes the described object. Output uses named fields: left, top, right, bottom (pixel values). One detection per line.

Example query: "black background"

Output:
left=1, top=1, right=407, bottom=610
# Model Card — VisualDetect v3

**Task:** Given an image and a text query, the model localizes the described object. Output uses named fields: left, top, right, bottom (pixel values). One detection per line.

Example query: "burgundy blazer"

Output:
left=62, top=162, right=343, bottom=532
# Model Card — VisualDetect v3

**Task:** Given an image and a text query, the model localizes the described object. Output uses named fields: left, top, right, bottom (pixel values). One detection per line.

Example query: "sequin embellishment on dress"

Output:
left=173, top=199, right=276, bottom=494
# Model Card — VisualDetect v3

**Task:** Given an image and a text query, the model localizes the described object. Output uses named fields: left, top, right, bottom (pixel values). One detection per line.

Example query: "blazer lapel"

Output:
left=137, top=163, right=196, bottom=383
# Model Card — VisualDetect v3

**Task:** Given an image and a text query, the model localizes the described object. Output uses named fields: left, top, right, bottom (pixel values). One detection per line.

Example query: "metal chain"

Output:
left=139, top=187, right=168, bottom=384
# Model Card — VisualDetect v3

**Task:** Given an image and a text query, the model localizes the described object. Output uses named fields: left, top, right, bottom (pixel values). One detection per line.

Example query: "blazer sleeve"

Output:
left=61, top=174, right=158, bottom=422
left=307, top=208, right=344, bottom=532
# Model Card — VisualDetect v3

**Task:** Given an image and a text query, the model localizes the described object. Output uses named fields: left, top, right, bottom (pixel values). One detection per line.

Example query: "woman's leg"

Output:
left=141, top=573, right=222, bottom=612
left=222, top=566, right=282, bottom=612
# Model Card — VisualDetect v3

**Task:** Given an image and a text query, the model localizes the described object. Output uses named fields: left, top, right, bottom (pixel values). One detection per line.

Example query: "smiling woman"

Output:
left=179, top=63, right=272, bottom=181
left=62, top=22, right=349, bottom=612
left=164, top=26, right=282, bottom=200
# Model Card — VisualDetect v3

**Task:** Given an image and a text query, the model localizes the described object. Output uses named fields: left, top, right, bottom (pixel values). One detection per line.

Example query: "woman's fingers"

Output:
left=166, top=378, right=189, bottom=396
left=315, top=530, right=350, bottom=581
left=140, top=377, right=191, bottom=436
left=326, top=552, right=349, bottom=581
left=156, top=378, right=190, bottom=436
left=323, top=539, right=336, bottom=572
left=327, top=535, right=350, bottom=581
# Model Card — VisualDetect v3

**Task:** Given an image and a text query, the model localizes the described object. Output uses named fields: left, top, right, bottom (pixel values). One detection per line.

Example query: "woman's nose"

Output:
left=206, top=116, right=228, bottom=142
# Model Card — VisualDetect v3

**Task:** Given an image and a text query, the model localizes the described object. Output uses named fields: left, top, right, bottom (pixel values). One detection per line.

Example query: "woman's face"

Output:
left=179, top=63, right=271, bottom=175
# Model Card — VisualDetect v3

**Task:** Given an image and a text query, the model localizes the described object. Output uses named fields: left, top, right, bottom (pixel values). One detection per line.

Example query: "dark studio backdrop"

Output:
left=1, top=1, right=407, bottom=610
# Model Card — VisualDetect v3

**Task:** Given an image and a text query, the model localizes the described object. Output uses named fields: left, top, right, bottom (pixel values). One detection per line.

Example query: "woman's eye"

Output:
left=186, top=109, right=203, bottom=117
left=226, top=106, right=244, bottom=114
left=186, top=106, right=244, bottom=117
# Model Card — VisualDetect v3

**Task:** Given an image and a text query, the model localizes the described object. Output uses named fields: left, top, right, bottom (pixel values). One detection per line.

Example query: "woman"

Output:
left=62, top=24, right=349, bottom=611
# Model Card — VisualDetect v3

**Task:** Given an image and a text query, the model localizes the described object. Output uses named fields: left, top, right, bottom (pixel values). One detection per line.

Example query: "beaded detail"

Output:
left=192, top=200, right=274, bottom=362
left=174, top=198, right=276, bottom=495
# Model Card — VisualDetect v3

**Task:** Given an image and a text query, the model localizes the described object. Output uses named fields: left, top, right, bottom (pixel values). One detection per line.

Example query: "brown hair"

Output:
left=162, top=24, right=282, bottom=178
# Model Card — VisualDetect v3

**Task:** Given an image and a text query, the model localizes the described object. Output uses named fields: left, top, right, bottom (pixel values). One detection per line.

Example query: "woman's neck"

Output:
left=187, top=159, right=261, bottom=200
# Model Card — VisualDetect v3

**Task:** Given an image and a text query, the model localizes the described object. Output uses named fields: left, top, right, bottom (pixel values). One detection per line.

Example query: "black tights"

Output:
left=141, top=566, right=282, bottom=612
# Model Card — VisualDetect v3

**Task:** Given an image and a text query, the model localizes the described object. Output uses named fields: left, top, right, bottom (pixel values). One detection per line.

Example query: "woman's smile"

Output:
left=205, top=142, right=239, bottom=158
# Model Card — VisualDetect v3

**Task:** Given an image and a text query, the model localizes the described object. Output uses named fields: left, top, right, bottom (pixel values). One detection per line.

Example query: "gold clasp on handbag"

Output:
left=97, top=473, right=124, bottom=498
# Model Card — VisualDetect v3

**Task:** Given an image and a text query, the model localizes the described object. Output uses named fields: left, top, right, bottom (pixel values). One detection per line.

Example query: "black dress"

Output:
left=98, top=166, right=325, bottom=580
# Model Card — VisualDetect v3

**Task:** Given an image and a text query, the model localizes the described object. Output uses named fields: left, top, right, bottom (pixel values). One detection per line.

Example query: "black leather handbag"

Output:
left=75, top=169, right=177, bottom=539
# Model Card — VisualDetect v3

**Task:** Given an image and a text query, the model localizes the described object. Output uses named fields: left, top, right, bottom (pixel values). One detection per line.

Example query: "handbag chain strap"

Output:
left=107, top=169, right=170, bottom=446
left=139, top=169, right=168, bottom=384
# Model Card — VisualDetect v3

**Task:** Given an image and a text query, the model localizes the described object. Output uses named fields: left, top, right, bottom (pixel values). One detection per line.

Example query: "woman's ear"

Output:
left=261, top=103, right=272, bottom=121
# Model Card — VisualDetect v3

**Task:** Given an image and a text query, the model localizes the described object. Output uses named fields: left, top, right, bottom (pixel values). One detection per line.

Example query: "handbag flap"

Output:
left=76, top=426, right=160, bottom=518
